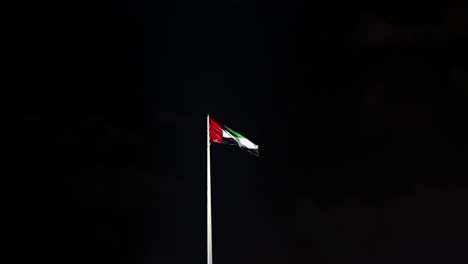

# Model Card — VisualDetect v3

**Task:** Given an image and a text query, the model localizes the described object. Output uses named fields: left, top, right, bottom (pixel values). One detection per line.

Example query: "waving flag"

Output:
left=209, top=117, right=259, bottom=157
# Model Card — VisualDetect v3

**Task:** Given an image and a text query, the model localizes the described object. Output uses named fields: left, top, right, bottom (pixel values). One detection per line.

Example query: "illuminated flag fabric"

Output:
left=209, top=118, right=259, bottom=157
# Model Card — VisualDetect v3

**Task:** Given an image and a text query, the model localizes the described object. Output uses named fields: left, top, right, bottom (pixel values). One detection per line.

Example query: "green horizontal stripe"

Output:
left=224, top=126, right=245, bottom=138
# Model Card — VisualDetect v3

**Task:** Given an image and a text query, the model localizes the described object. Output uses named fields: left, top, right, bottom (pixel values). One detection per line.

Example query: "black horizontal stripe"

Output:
left=243, top=147, right=259, bottom=157
left=223, top=137, right=239, bottom=145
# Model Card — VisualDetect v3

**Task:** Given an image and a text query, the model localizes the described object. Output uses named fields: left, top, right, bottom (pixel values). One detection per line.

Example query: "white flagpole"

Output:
left=207, top=114, right=213, bottom=264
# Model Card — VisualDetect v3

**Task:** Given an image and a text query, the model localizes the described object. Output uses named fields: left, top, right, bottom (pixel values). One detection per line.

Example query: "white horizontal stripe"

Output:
left=223, top=130, right=258, bottom=150
left=236, top=137, right=259, bottom=150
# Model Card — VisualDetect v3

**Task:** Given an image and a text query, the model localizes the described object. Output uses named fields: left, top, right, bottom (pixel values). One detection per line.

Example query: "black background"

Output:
left=5, top=1, right=468, bottom=263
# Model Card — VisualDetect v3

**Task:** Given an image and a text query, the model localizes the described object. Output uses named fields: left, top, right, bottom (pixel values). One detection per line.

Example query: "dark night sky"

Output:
left=5, top=1, right=468, bottom=263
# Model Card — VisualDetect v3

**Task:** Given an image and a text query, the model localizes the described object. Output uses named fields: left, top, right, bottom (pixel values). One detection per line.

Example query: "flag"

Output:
left=210, top=117, right=259, bottom=157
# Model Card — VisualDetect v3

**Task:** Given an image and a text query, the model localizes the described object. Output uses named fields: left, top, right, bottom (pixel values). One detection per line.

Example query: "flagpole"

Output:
left=207, top=114, right=213, bottom=264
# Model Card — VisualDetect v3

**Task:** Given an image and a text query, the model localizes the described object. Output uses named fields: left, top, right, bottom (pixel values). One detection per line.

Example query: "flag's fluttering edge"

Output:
left=210, top=118, right=259, bottom=157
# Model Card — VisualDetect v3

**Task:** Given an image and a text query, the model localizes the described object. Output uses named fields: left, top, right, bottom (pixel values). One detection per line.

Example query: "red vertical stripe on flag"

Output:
left=210, top=118, right=224, bottom=143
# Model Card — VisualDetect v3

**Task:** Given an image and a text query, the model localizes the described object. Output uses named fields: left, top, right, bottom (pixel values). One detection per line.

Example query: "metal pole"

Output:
left=207, top=114, right=213, bottom=264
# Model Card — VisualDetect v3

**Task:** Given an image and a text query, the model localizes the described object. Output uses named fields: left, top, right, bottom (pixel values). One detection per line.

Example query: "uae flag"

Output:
left=210, top=118, right=259, bottom=157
